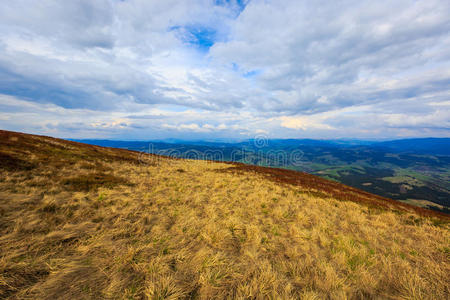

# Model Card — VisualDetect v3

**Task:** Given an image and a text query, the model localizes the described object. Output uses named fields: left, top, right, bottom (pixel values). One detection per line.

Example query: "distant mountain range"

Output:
left=374, top=138, right=450, bottom=155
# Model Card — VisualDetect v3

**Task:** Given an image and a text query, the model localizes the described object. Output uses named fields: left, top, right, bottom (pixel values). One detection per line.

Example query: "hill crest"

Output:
left=0, top=129, right=449, bottom=299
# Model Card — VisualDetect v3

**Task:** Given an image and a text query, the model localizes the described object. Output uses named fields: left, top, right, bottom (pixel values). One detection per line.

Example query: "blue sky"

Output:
left=0, top=0, right=449, bottom=140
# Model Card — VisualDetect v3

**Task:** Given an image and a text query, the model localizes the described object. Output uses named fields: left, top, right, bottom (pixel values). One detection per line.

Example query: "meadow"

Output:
left=0, top=130, right=449, bottom=299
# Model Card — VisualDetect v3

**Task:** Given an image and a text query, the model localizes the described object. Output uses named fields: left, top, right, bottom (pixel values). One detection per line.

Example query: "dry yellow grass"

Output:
left=0, top=130, right=449, bottom=299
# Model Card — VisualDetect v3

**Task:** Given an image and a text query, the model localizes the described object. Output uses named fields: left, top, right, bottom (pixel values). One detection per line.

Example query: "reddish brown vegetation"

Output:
left=220, top=163, right=450, bottom=220
left=0, top=152, right=35, bottom=171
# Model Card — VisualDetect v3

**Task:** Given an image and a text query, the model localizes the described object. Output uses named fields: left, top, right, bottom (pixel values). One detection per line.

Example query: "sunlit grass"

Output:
left=0, top=131, right=449, bottom=299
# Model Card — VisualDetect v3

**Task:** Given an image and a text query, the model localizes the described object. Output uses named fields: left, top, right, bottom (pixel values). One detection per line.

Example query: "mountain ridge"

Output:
left=0, top=129, right=449, bottom=299
left=3, top=130, right=447, bottom=218
left=71, top=136, right=450, bottom=213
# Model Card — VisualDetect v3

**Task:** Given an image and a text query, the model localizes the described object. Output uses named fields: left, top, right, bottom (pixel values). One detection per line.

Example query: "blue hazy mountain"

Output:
left=374, top=138, right=450, bottom=155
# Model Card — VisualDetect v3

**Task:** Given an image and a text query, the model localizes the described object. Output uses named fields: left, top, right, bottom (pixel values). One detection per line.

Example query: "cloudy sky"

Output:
left=0, top=0, right=449, bottom=140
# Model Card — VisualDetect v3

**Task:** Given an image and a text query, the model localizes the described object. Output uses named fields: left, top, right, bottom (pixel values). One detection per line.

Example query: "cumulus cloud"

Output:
left=0, top=0, right=449, bottom=139
left=279, top=116, right=335, bottom=131
left=162, top=122, right=229, bottom=133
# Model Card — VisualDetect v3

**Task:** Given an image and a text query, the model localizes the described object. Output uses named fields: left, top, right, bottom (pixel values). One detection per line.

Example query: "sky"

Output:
left=0, top=0, right=449, bottom=141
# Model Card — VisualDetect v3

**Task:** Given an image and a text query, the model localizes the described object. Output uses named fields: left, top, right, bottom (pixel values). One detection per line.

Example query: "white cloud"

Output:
left=279, top=116, right=335, bottom=131
left=0, top=0, right=449, bottom=139
left=91, top=119, right=130, bottom=129
left=161, top=122, right=230, bottom=133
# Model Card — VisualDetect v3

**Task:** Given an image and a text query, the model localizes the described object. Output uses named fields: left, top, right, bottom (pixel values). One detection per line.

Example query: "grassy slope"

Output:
left=0, top=130, right=449, bottom=299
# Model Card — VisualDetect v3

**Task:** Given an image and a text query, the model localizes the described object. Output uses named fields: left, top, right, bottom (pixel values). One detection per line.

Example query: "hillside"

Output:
left=75, top=138, right=450, bottom=213
left=0, top=130, right=449, bottom=299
